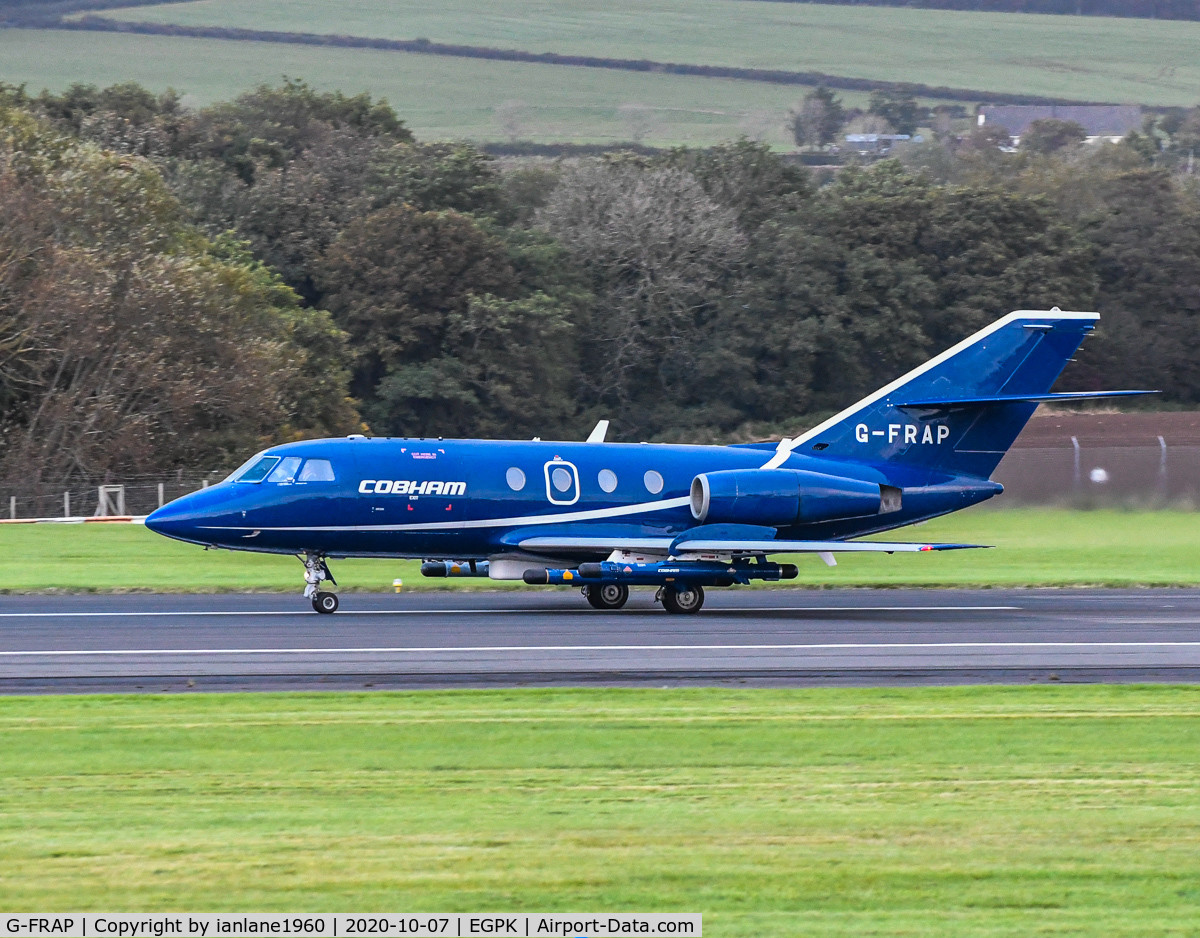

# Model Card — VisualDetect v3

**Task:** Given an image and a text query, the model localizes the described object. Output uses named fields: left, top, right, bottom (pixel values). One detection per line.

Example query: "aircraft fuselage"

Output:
left=147, top=436, right=998, bottom=560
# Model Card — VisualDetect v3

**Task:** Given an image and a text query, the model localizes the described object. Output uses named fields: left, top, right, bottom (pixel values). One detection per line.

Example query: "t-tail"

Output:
left=765, top=310, right=1153, bottom=480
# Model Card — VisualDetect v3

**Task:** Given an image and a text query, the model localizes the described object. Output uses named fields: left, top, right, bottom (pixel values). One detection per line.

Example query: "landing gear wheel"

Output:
left=585, top=583, right=629, bottom=610
left=662, top=584, right=704, bottom=615
left=312, top=591, right=339, bottom=614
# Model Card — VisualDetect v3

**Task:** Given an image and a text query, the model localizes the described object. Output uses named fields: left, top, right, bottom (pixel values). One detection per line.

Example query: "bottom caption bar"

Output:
left=0, top=915, right=701, bottom=938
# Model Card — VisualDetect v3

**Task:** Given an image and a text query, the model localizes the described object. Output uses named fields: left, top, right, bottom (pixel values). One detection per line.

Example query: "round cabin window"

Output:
left=506, top=467, right=526, bottom=491
left=552, top=466, right=573, bottom=492
left=644, top=470, right=664, bottom=494
left=598, top=469, right=618, bottom=493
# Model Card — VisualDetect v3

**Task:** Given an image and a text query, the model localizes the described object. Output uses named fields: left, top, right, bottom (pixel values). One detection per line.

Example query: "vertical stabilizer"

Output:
left=764, top=311, right=1100, bottom=479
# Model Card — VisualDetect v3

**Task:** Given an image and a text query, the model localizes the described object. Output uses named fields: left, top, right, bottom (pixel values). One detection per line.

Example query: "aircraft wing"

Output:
left=517, top=536, right=675, bottom=553
left=673, top=539, right=984, bottom=554
left=516, top=535, right=984, bottom=556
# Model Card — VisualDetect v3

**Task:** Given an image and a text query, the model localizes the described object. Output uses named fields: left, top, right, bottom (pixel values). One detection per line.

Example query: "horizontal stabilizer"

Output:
left=898, top=390, right=1157, bottom=409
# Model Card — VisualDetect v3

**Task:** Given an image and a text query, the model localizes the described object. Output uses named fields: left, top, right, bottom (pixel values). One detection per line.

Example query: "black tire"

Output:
left=312, top=591, right=339, bottom=614
left=585, top=583, right=629, bottom=610
left=662, top=584, right=704, bottom=615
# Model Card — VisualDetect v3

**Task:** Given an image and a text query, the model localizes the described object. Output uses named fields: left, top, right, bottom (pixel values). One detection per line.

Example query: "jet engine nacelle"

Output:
left=690, top=468, right=888, bottom=526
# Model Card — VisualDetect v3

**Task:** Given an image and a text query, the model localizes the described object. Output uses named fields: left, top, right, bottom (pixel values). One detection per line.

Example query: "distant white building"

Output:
left=977, top=105, right=1143, bottom=145
left=843, top=133, right=921, bottom=154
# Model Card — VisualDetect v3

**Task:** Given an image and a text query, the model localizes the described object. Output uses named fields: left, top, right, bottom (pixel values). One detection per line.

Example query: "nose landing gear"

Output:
left=301, top=552, right=339, bottom=613
left=312, top=591, right=339, bottom=614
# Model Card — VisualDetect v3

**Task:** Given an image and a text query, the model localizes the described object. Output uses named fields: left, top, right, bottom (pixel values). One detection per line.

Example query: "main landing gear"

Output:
left=581, top=582, right=702, bottom=613
left=584, top=583, right=629, bottom=610
left=534, top=558, right=788, bottom=614
left=657, top=584, right=705, bottom=615
left=301, top=551, right=339, bottom=614
left=583, top=581, right=701, bottom=613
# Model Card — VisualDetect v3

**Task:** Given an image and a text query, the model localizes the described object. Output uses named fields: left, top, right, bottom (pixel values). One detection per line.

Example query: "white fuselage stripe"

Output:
left=197, top=495, right=692, bottom=534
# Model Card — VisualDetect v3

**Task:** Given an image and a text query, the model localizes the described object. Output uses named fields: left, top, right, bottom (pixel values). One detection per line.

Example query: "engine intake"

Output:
left=690, top=468, right=890, bottom=526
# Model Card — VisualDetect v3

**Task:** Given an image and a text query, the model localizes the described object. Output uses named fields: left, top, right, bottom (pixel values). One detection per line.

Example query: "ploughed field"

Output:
left=1013, top=410, right=1200, bottom=448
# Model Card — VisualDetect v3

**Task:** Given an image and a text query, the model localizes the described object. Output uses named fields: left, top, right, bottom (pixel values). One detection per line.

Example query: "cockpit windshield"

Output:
left=229, top=454, right=278, bottom=483
left=228, top=453, right=337, bottom=484
left=266, top=456, right=302, bottom=483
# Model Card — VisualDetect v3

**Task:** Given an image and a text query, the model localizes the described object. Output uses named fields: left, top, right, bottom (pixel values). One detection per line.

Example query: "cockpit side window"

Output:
left=298, top=458, right=336, bottom=482
left=267, top=456, right=303, bottom=484
left=228, top=454, right=337, bottom=484
left=230, top=454, right=279, bottom=483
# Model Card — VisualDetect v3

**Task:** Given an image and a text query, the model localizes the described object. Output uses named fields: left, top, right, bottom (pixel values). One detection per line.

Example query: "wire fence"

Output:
left=0, top=472, right=227, bottom=519
left=1, top=441, right=1197, bottom=519
left=994, top=443, right=1200, bottom=507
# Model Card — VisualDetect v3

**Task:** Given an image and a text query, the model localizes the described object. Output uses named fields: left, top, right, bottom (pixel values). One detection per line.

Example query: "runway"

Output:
left=3, top=588, right=1200, bottom=692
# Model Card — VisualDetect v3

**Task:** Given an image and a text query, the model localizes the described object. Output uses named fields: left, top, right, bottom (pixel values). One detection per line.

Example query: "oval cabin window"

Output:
left=551, top=466, right=573, bottom=492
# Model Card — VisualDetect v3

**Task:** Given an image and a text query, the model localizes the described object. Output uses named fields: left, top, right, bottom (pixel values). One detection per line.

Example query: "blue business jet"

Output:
left=146, top=310, right=1147, bottom=614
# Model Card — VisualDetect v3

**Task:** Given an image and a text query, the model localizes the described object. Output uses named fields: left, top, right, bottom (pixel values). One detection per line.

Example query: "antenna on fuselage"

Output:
left=586, top=419, right=610, bottom=443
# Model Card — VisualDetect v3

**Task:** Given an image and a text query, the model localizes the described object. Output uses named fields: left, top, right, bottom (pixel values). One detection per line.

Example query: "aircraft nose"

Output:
left=145, top=489, right=222, bottom=543
left=144, top=499, right=193, bottom=541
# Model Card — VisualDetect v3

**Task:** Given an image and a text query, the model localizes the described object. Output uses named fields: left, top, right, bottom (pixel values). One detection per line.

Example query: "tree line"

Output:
left=1, top=79, right=1198, bottom=486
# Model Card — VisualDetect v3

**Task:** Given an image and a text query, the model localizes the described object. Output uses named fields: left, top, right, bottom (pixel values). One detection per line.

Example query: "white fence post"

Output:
left=8, top=496, right=13, bottom=520
left=95, top=485, right=126, bottom=517
left=1158, top=435, right=1168, bottom=495
left=158, top=482, right=165, bottom=508
left=63, top=491, right=70, bottom=518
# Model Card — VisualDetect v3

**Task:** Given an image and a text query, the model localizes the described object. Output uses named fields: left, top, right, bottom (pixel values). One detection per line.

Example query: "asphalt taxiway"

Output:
left=2, top=588, right=1200, bottom=692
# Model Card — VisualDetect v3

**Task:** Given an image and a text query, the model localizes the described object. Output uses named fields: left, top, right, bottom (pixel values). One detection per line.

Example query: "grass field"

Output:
left=1, top=685, right=1199, bottom=932
left=2, top=508, right=1197, bottom=592
left=97, top=0, right=1200, bottom=106
left=0, top=29, right=852, bottom=147
left=2, top=0, right=1194, bottom=147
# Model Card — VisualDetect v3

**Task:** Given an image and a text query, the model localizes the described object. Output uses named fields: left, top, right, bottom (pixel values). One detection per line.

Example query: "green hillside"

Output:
left=97, top=0, right=1200, bottom=105
left=2, top=0, right=1195, bottom=147
left=0, top=29, right=863, bottom=147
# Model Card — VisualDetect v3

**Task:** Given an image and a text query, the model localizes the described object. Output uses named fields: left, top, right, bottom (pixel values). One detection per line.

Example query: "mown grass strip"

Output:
left=1, top=508, right=1197, bottom=591
left=0, top=685, right=1198, bottom=934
